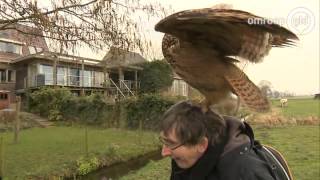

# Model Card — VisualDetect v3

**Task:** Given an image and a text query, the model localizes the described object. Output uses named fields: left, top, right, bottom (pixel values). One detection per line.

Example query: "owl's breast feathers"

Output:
left=162, top=34, right=232, bottom=101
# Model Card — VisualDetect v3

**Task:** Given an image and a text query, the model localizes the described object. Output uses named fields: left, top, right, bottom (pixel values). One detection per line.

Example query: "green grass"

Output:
left=120, top=126, right=320, bottom=180
left=255, top=126, right=319, bottom=180
left=0, top=127, right=159, bottom=179
left=270, top=98, right=319, bottom=118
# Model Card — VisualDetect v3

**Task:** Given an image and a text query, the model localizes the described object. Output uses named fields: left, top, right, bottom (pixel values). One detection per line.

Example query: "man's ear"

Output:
left=197, top=137, right=208, bottom=153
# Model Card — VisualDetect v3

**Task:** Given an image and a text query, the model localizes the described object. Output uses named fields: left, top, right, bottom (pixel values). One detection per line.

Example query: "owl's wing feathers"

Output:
left=155, top=8, right=298, bottom=63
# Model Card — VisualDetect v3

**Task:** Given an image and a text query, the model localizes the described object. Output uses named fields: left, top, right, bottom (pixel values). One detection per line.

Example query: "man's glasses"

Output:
left=159, top=136, right=185, bottom=150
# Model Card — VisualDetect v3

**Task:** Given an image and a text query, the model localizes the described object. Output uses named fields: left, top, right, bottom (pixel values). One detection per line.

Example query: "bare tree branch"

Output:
left=0, top=0, right=169, bottom=55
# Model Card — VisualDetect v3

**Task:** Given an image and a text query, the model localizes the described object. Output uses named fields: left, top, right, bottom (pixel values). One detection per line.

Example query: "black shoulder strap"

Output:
left=242, top=121, right=255, bottom=148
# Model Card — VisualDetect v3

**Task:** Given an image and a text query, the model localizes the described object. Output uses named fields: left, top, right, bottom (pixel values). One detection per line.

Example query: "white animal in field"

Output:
left=280, top=98, right=288, bottom=107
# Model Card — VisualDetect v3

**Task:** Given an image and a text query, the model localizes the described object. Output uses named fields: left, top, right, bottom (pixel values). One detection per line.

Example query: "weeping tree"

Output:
left=0, top=0, right=168, bottom=54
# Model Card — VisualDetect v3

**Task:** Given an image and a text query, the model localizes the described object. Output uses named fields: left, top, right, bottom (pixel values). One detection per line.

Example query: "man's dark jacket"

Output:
left=170, top=116, right=276, bottom=180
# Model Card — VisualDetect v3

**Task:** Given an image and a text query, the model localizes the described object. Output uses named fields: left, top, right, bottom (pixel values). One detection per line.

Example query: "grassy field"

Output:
left=0, top=127, right=159, bottom=179
left=255, top=126, right=319, bottom=180
left=270, top=97, right=319, bottom=118
left=121, top=126, right=320, bottom=180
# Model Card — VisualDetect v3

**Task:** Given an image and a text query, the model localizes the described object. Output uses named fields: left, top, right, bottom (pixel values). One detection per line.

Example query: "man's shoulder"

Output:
left=218, top=144, right=268, bottom=172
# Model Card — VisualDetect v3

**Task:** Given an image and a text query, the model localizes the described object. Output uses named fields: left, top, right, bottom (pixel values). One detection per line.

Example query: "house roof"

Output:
left=0, top=23, right=49, bottom=63
left=10, top=51, right=103, bottom=67
left=0, top=52, right=21, bottom=63
left=100, top=47, right=147, bottom=70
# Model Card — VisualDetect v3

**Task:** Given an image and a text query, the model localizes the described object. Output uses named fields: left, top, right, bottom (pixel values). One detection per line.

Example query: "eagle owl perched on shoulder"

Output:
left=155, top=5, right=298, bottom=112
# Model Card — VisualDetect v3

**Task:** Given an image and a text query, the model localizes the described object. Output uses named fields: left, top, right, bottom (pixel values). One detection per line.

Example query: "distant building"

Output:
left=99, top=47, right=147, bottom=96
left=170, top=73, right=189, bottom=97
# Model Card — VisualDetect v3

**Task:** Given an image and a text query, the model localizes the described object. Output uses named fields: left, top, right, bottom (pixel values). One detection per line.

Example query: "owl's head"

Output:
left=162, top=34, right=180, bottom=64
left=211, top=3, right=233, bottom=9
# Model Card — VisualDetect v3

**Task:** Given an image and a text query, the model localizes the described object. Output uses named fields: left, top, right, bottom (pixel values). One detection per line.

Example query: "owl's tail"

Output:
left=225, top=66, right=270, bottom=112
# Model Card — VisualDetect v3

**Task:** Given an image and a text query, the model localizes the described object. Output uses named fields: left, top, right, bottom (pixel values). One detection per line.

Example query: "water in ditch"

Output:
left=74, top=149, right=163, bottom=180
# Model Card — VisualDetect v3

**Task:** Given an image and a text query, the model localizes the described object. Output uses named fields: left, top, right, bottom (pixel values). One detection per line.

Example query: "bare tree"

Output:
left=273, top=90, right=280, bottom=98
left=0, top=0, right=167, bottom=54
left=258, top=80, right=272, bottom=97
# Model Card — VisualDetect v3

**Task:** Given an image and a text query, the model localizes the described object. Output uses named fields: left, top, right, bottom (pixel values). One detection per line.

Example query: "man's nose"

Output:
left=161, top=145, right=172, bottom=157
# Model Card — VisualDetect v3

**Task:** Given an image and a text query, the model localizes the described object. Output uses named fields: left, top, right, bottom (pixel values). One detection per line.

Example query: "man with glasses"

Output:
left=159, top=101, right=278, bottom=180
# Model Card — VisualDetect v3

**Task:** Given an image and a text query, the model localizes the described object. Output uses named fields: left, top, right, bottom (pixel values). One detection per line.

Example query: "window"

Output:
left=28, top=46, right=43, bottom=54
left=0, top=93, right=8, bottom=100
left=82, top=70, right=92, bottom=87
left=172, top=80, right=179, bottom=95
left=0, top=41, right=22, bottom=54
left=28, top=46, right=36, bottom=54
left=57, top=67, right=67, bottom=85
left=69, top=68, right=80, bottom=86
left=172, top=80, right=188, bottom=96
left=39, top=64, right=53, bottom=85
left=36, top=47, right=43, bottom=52
left=94, top=71, right=104, bottom=87
left=7, top=70, right=15, bottom=82
left=29, top=64, right=38, bottom=87
left=0, top=69, right=6, bottom=82
left=181, top=81, right=188, bottom=96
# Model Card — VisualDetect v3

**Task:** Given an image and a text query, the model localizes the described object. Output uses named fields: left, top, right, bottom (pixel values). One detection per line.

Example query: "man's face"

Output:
left=160, top=129, right=208, bottom=169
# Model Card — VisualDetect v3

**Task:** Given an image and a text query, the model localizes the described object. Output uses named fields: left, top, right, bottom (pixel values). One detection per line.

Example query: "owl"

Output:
left=155, top=6, right=298, bottom=112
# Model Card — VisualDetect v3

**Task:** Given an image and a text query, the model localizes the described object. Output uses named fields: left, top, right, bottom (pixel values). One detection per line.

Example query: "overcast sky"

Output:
left=82, top=0, right=319, bottom=95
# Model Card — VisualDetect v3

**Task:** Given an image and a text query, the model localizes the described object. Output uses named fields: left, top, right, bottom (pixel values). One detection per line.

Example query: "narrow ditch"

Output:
left=75, top=149, right=163, bottom=179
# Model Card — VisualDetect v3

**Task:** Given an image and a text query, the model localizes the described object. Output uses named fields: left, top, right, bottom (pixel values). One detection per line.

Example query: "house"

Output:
left=0, top=24, right=49, bottom=103
left=0, top=24, right=146, bottom=107
left=99, top=47, right=147, bottom=96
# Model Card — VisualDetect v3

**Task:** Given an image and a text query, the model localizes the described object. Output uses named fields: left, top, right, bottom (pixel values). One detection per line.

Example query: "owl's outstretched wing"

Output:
left=155, top=8, right=298, bottom=63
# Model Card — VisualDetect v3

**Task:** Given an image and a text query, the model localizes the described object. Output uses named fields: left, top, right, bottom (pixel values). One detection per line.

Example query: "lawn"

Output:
left=121, top=126, right=320, bottom=180
left=270, top=97, right=319, bottom=118
left=255, top=126, right=319, bottom=180
left=0, top=126, right=159, bottom=179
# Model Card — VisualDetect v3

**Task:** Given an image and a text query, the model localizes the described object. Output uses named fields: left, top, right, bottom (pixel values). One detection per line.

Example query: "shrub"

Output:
left=139, top=60, right=173, bottom=94
left=28, top=87, right=183, bottom=129
left=29, top=88, right=112, bottom=123
left=124, top=94, right=178, bottom=130
left=60, top=93, right=114, bottom=124
left=76, top=156, right=99, bottom=175
left=29, top=87, right=73, bottom=121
